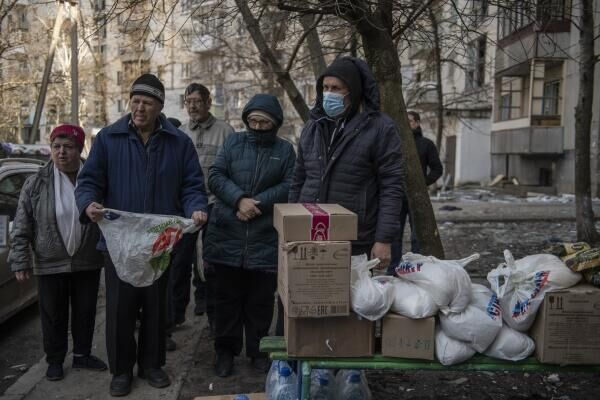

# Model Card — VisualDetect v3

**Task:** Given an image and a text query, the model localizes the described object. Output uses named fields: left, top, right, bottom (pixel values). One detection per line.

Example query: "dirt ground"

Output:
left=180, top=220, right=600, bottom=399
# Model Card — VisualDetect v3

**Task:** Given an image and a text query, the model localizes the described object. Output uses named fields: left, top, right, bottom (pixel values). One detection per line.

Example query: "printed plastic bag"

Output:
left=350, top=254, right=394, bottom=321
left=395, top=253, right=478, bottom=314
left=483, top=325, right=535, bottom=361
left=487, top=250, right=581, bottom=331
left=435, top=325, right=476, bottom=366
left=439, top=284, right=502, bottom=352
left=98, top=208, right=200, bottom=287
left=388, top=277, right=439, bottom=318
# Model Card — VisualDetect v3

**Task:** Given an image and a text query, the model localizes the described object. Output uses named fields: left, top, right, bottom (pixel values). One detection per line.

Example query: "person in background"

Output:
left=75, top=74, right=208, bottom=397
left=389, top=111, right=443, bottom=271
left=179, top=83, right=234, bottom=336
left=203, top=94, right=296, bottom=378
left=9, top=124, right=107, bottom=382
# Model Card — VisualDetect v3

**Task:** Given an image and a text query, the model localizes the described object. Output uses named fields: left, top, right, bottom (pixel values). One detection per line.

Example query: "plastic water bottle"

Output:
left=336, top=370, right=370, bottom=400
left=310, top=369, right=334, bottom=399
left=265, top=360, right=281, bottom=396
left=271, top=365, right=297, bottom=400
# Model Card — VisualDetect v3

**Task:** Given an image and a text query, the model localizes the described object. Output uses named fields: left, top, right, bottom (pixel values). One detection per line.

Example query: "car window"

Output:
left=0, top=172, right=35, bottom=221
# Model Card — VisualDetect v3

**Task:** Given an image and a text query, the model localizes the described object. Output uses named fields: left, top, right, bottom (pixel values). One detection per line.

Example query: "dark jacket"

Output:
left=289, top=57, right=404, bottom=246
left=75, top=114, right=208, bottom=251
left=413, top=126, right=443, bottom=186
left=203, top=94, right=296, bottom=270
left=9, top=162, right=102, bottom=275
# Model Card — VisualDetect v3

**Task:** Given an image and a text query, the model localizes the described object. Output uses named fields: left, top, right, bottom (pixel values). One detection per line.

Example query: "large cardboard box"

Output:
left=278, top=240, right=350, bottom=318
left=274, top=203, right=357, bottom=242
left=285, top=312, right=374, bottom=357
left=381, top=313, right=435, bottom=360
left=530, top=283, right=600, bottom=364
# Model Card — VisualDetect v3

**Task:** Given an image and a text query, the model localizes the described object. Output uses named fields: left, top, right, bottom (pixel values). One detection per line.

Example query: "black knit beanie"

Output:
left=322, top=58, right=363, bottom=116
left=130, top=73, right=165, bottom=104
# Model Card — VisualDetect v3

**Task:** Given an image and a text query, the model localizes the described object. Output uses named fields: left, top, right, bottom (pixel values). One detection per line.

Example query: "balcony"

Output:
left=190, top=34, right=219, bottom=52
left=118, top=46, right=150, bottom=62
left=404, top=81, right=438, bottom=106
left=491, top=126, right=564, bottom=155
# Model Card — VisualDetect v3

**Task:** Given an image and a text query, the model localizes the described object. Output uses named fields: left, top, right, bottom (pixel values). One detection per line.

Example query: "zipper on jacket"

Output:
left=242, top=145, right=264, bottom=267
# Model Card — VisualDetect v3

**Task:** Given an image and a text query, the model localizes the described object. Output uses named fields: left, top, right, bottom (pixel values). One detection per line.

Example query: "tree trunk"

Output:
left=574, top=0, right=599, bottom=244
left=352, top=2, right=445, bottom=258
left=429, top=7, right=444, bottom=150
left=235, top=0, right=310, bottom=122
left=299, top=14, right=326, bottom=79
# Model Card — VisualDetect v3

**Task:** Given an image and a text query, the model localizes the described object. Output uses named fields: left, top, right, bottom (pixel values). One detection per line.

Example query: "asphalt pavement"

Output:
left=2, top=190, right=599, bottom=400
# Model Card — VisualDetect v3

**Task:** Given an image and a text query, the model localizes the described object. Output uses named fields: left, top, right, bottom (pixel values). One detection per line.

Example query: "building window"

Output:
left=117, top=99, right=123, bottom=112
left=117, top=71, right=122, bottom=85
left=498, top=0, right=534, bottom=39
left=213, top=82, right=224, bottom=106
left=94, top=0, right=106, bottom=11
left=466, top=36, right=486, bottom=90
left=180, top=94, right=185, bottom=109
left=542, top=80, right=560, bottom=115
left=497, top=77, right=523, bottom=121
left=471, top=0, right=488, bottom=26
left=181, top=63, right=191, bottom=78
left=537, top=0, right=565, bottom=22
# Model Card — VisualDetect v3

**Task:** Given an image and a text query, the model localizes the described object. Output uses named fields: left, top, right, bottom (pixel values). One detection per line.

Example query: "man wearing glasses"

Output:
left=170, top=84, right=233, bottom=340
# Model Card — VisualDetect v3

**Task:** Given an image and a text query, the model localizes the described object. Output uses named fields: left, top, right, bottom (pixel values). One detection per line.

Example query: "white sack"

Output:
left=98, top=208, right=200, bottom=287
left=487, top=250, right=581, bottom=331
left=483, top=325, right=535, bottom=361
left=439, top=284, right=502, bottom=352
left=435, top=326, right=476, bottom=366
left=395, top=253, right=478, bottom=314
left=350, top=255, right=394, bottom=321
left=388, top=277, right=439, bottom=318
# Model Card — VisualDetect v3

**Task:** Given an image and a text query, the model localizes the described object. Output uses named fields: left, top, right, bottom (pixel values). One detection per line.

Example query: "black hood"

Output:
left=242, top=93, right=284, bottom=129
left=412, top=126, right=423, bottom=137
left=312, top=56, right=381, bottom=120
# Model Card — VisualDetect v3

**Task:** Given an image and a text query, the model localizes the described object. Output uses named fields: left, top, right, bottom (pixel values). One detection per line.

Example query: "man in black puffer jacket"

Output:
left=389, top=111, right=443, bottom=269
left=289, top=57, right=404, bottom=266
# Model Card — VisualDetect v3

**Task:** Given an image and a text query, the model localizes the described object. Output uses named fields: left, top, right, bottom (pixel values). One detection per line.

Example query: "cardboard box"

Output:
left=285, top=312, right=374, bottom=357
left=530, top=283, right=600, bottom=364
left=278, top=240, right=350, bottom=318
left=274, top=203, right=357, bottom=242
left=381, top=313, right=435, bottom=360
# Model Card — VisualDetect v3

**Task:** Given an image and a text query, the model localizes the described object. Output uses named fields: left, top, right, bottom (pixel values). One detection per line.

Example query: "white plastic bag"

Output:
left=435, top=326, right=476, bottom=366
left=98, top=208, right=200, bottom=287
left=439, top=284, right=502, bottom=352
left=395, top=253, right=478, bottom=314
left=388, top=277, right=439, bottom=318
left=483, top=325, right=535, bottom=361
left=487, top=250, right=581, bottom=331
left=350, top=254, right=394, bottom=321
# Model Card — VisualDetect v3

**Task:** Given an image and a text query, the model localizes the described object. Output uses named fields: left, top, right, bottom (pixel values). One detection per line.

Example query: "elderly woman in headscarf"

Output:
left=9, top=124, right=107, bottom=381
left=203, top=94, right=296, bottom=377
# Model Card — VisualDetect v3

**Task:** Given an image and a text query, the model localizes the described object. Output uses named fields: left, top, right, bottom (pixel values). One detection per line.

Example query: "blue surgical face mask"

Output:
left=322, top=91, right=347, bottom=118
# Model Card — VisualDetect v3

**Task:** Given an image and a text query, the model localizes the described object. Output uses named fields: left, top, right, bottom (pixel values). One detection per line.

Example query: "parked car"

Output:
left=0, top=158, right=45, bottom=323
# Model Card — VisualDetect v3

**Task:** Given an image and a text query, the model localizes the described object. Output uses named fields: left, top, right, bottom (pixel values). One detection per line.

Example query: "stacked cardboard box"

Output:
left=530, top=283, right=600, bottom=364
left=274, top=203, right=375, bottom=357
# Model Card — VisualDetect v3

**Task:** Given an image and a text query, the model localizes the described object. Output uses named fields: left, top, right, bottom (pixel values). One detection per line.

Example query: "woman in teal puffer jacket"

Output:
left=203, top=93, right=296, bottom=377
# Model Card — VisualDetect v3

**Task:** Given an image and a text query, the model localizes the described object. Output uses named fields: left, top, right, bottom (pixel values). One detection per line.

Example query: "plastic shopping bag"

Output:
left=483, top=325, right=535, bottom=361
left=487, top=250, right=581, bottom=331
left=350, top=254, right=394, bottom=321
left=435, top=325, right=476, bottom=366
left=389, top=277, right=439, bottom=318
left=98, top=208, right=201, bottom=287
left=439, top=284, right=502, bottom=352
left=395, top=253, right=478, bottom=314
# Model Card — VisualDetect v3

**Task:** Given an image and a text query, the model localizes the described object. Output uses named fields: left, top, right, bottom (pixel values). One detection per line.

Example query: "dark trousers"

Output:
left=389, top=197, right=419, bottom=272
left=104, top=253, right=169, bottom=375
left=38, top=269, right=101, bottom=365
left=214, top=264, right=277, bottom=358
left=167, top=231, right=198, bottom=327
left=192, top=204, right=216, bottom=323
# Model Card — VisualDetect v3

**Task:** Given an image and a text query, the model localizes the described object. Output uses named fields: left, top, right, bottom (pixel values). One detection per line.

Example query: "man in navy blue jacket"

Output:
left=75, top=74, right=208, bottom=397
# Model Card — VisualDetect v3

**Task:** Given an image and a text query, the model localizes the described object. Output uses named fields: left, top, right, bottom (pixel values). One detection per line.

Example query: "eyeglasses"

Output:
left=247, top=118, right=273, bottom=128
left=184, top=98, right=205, bottom=106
